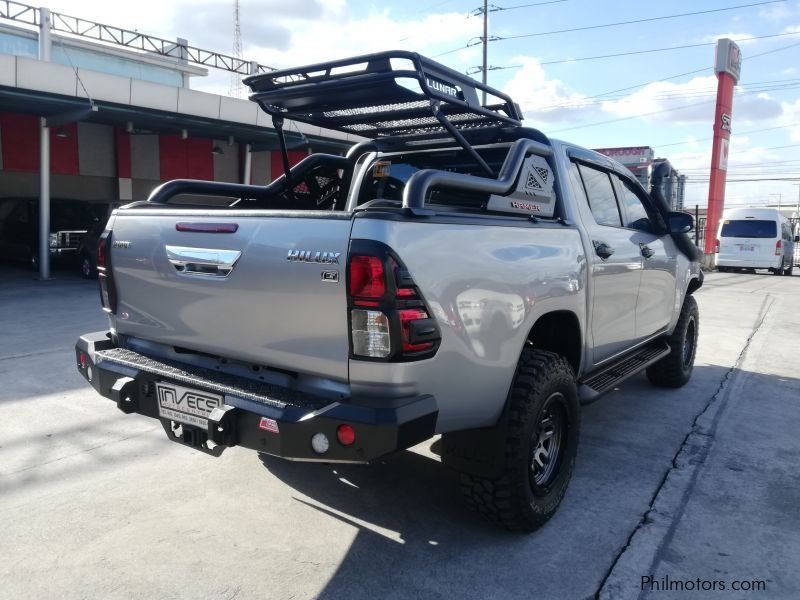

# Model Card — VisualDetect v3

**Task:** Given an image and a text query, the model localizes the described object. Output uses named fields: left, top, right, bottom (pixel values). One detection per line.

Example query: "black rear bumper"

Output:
left=75, top=331, right=437, bottom=462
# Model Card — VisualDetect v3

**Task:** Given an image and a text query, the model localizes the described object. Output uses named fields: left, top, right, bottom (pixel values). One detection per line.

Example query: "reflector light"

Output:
left=337, top=424, right=356, bottom=447
left=258, top=417, right=279, bottom=433
left=97, top=237, right=107, bottom=268
left=399, top=308, right=434, bottom=352
left=396, top=287, right=416, bottom=298
left=349, top=256, right=385, bottom=298
left=311, top=432, right=330, bottom=455
left=775, top=240, right=782, bottom=256
left=351, top=310, right=391, bottom=357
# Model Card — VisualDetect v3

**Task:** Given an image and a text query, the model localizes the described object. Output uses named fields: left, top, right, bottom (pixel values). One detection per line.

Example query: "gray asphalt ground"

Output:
left=1, top=265, right=798, bottom=600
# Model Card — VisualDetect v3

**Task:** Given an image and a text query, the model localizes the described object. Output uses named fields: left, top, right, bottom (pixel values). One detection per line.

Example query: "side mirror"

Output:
left=667, top=211, right=693, bottom=234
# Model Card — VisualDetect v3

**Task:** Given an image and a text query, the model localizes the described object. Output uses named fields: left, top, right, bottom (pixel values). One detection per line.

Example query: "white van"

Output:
left=716, top=207, right=797, bottom=276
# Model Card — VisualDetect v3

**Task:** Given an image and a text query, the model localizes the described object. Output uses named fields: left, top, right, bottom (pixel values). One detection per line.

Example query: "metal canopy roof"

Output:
left=0, top=86, right=349, bottom=151
left=244, top=51, right=523, bottom=139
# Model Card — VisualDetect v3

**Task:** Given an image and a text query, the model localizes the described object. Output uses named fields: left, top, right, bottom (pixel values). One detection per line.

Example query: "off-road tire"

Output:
left=460, top=348, right=580, bottom=532
left=646, top=295, right=698, bottom=388
left=80, top=252, right=96, bottom=279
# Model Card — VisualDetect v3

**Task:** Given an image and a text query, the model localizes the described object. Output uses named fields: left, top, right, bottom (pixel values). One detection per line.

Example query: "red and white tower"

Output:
left=704, top=38, right=742, bottom=261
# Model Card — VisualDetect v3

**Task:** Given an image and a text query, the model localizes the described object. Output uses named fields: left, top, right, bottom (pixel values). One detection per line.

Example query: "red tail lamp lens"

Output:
left=399, top=308, right=434, bottom=352
left=337, top=424, right=356, bottom=447
left=396, top=287, right=416, bottom=298
left=775, top=240, right=782, bottom=256
left=97, top=237, right=107, bottom=268
left=349, top=256, right=385, bottom=298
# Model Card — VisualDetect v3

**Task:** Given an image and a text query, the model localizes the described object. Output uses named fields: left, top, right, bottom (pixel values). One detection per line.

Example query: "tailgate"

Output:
left=108, top=211, right=353, bottom=381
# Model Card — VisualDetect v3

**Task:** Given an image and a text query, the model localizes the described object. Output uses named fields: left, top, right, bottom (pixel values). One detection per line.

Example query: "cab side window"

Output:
left=576, top=164, right=622, bottom=227
left=614, top=175, right=654, bottom=233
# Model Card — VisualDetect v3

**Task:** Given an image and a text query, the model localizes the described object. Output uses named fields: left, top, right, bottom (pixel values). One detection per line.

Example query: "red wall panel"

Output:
left=159, top=135, right=214, bottom=181
left=186, top=138, right=213, bottom=181
left=115, top=128, right=132, bottom=178
left=50, top=122, right=79, bottom=175
left=0, top=112, right=39, bottom=171
left=270, top=150, right=307, bottom=178
left=159, top=134, right=186, bottom=181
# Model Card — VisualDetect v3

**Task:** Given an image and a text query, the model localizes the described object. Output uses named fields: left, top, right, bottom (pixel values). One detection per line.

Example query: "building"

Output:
left=0, top=5, right=356, bottom=212
left=593, top=146, right=687, bottom=210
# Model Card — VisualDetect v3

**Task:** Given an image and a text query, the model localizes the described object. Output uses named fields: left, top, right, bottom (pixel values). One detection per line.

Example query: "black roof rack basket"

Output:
left=243, top=50, right=522, bottom=139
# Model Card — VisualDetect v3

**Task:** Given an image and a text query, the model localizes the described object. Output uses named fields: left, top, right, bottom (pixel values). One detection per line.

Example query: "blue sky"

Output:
left=54, top=0, right=800, bottom=208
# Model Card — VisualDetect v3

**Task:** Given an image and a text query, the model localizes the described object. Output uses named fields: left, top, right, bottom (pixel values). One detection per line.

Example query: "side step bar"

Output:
left=578, top=340, right=671, bottom=403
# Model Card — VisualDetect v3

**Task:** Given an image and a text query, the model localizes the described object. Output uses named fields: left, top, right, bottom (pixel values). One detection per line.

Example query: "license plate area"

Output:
left=156, top=382, right=224, bottom=429
left=739, top=245, right=755, bottom=252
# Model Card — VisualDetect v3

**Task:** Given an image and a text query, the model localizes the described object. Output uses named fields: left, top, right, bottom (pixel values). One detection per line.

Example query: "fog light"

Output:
left=311, top=432, right=329, bottom=455
left=337, top=424, right=355, bottom=447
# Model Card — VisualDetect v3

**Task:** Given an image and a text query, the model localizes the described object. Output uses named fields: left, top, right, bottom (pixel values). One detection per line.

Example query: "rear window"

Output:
left=720, top=219, right=777, bottom=238
left=358, top=148, right=524, bottom=210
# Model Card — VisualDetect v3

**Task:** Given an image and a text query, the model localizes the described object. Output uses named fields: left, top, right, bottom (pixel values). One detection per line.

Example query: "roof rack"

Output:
left=244, top=51, right=524, bottom=177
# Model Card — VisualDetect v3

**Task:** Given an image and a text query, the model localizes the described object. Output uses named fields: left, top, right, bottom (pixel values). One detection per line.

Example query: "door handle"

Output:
left=593, top=240, right=615, bottom=259
left=640, top=244, right=655, bottom=259
left=166, top=245, right=242, bottom=277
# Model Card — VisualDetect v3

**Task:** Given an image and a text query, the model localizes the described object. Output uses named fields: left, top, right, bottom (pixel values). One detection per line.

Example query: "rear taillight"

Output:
left=775, top=240, right=782, bottom=256
left=714, top=239, right=719, bottom=254
left=349, top=255, right=385, bottom=302
left=347, top=241, right=440, bottom=361
left=97, top=236, right=107, bottom=268
left=97, top=231, right=117, bottom=313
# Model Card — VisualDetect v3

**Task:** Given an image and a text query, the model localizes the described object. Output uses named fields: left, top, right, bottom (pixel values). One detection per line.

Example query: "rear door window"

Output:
left=720, top=220, right=777, bottom=238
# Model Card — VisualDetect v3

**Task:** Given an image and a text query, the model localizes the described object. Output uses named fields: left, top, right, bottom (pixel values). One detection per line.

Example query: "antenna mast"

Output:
left=229, top=0, right=243, bottom=97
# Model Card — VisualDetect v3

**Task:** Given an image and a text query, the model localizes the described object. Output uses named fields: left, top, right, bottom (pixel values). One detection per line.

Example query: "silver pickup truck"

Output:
left=75, top=52, right=703, bottom=532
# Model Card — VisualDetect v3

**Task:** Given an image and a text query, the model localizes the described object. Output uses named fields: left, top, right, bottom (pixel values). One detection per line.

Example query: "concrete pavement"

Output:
left=0, top=266, right=797, bottom=599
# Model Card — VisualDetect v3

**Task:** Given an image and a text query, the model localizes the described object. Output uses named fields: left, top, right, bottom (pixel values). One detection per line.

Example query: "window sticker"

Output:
left=373, top=161, right=391, bottom=177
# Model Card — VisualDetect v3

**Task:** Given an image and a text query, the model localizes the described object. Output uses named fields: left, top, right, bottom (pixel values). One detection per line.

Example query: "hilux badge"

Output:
left=287, top=250, right=341, bottom=264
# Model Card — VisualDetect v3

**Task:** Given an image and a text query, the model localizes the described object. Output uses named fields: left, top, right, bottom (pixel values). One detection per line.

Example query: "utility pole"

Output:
left=481, top=0, right=488, bottom=104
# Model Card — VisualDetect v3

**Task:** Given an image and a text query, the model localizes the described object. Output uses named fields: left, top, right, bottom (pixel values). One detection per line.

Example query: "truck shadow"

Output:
left=257, top=364, right=800, bottom=599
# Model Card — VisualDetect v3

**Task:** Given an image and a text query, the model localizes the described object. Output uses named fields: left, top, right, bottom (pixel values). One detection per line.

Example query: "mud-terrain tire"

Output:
left=646, top=295, right=698, bottom=388
left=460, top=348, right=580, bottom=532
left=80, top=252, right=96, bottom=279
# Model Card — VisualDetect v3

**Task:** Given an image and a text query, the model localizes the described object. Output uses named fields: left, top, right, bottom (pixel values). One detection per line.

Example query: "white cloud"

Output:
left=502, top=56, right=597, bottom=124
left=702, top=32, right=759, bottom=45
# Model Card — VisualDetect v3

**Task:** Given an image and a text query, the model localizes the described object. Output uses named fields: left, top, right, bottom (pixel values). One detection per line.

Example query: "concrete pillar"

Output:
left=38, top=7, right=52, bottom=280
left=243, top=143, right=252, bottom=185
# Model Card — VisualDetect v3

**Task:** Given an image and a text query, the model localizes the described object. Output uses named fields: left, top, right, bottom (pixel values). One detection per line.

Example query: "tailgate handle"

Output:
left=166, top=245, right=242, bottom=278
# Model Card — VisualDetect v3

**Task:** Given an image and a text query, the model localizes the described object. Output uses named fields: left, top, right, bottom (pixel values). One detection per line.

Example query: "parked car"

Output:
left=75, top=52, right=703, bottom=532
left=716, top=207, right=797, bottom=275
left=0, top=198, right=98, bottom=269
left=77, top=203, right=120, bottom=278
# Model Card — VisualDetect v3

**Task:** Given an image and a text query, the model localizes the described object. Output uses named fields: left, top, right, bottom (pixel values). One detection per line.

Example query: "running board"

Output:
left=578, top=340, right=671, bottom=403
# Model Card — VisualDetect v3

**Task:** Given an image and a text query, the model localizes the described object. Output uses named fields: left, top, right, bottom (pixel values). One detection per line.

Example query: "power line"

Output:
left=502, top=30, right=800, bottom=71
left=484, top=0, right=568, bottom=12
left=526, top=79, right=800, bottom=111
left=546, top=84, right=799, bottom=134
left=654, top=123, right=800, bottom=150
left=497, top=0, right=786, bottom=41
left=528, top=38, right=800, bottom=110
